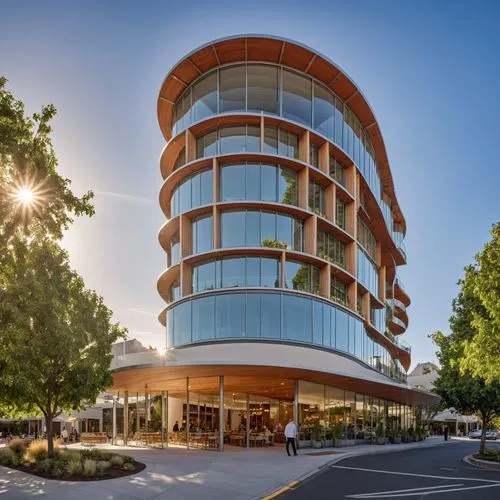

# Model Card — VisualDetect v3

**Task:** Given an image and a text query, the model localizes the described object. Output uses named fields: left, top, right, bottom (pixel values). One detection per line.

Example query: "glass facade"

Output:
left=165, top=290, right=406, bottom=382
left=220, top=163, right=298, bottom=206
left=285, top=261, right=320, bottom=294
left=192, top=256, right=280, bottom=293
left=192, top=214, right=213, bottom=254
left=357, top=248, right=379, bottom=297
left=221, top=210, right=303, bottom=251
left=317, top=230, right=346, bottom=268
left=170, top=169, right=213, bottom=217
left=171, top=63, right=403, bottom=250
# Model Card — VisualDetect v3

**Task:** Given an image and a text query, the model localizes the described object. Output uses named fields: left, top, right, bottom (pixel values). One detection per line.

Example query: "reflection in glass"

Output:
left=247, top=64, right=279, bottom=113
left=192, top=214, right=213, bottom=254
left=192, top=72, right=218, bottom=122
left=171, top=169, right=213, bottom=217
left=219, top=65, right=246, bottom=113
left=282, top=69, right=312, bottom=126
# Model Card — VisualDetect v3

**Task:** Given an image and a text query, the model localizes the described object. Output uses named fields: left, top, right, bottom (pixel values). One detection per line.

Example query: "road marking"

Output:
left=261, top=480, right=299, bottom=499
left=346, top=483, right=500, bottom=498
left=346, top=484, right=463, bottom=496
left=330, top=464, right=500, bottom=483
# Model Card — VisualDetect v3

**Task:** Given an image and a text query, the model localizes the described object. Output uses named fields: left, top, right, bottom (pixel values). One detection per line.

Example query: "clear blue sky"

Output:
left=1, top=0, right=499, bottom=369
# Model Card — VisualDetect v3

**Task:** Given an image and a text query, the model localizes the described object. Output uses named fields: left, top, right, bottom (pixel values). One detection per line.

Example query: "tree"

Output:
left=460, top=223, right=500, bottom=383
left=0, top=76, right=93, bottom=244
left=414, top=403, right=441, bottom=433
left=432, top=264, right=500, bottom=454
left=0, top=238, right=126, bottom=456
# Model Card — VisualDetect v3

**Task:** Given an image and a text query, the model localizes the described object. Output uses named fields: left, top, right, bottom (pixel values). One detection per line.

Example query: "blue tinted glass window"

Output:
left=261, top=293, right=281, bottom=339
left=335, top=309, right=348, bottom=352
left=192, top=72, right=217, bottom=122
left=221, top=211, right=245, bottom=247
left=313, top=301, right=323, bottom=345
left=313, top=83, right=334, bottom=139
left=247, top=126, right=261, bottom=152
left=193, top=215, right=213, bottom=254
left=219, top=65, right=246, bottom=113
left=334, top=97, right=343, bottom=146
left=220, top=126, right=247, bottom=154
left=261, top=164, right=277, bottom=202
left=194, top=261, right=216, bottom=292
left=246, top=211, right=260, bottom=246
left=246, top=257, right=260, bottom=287
left=166, top=309, right=174, bottom=347
left=173, top=301, right=191, bottom=346
left=246, top=164, right=260, bottom=200
left=246, top=293, right=261, bottom=337
left=261, top=211, right=276, bottom=242
left=324, top=305, right=333, bottom=347
left=216, top=293, right=246, bottom=338
left=191, top=173, right=201, bottom=208
left=348, top=315, right=355, bottom=355
left=192, top=295, right=215, bottom=341
left=263, top=126, right=278, bottom=154
left=201, top=170, right=213, bottom=206
left=247, top=65, right=279, bottom=113
left=279, top=167, right=298, bottom=206
left=282, top=69, right=312, bottom=127
left=179, top=178, right=191, bottom=214
left=261, top=257, right=280, bottom=288
left=221, top=257, right=246, bottom=288
left=276, top=214, right=292, bottom=249
left=355, top=321, right=363, bottom=359
left=283, top=294, right=312, bottom=342
left=221, top=165, right=245, bottom=201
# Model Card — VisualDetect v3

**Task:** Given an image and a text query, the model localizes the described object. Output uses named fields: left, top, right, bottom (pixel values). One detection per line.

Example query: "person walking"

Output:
left=284, top=419, right=297, bottom=456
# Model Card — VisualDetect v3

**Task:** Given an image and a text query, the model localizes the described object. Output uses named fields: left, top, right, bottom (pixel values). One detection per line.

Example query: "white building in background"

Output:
left=407, top=361, right=480, bottom=435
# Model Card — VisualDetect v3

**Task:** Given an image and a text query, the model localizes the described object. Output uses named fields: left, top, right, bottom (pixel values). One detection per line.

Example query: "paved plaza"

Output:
left=0, top=437, right=459, bottom=499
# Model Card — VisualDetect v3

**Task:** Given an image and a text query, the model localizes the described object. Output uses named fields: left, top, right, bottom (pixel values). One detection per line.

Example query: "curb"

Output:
left=463, top=454, right=500, bottom=471
left=258, top=439, right=459, bottom=499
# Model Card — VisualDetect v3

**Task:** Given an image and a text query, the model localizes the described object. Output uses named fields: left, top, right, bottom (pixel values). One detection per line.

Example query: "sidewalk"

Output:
left=0, top=437, right=458, bottom=500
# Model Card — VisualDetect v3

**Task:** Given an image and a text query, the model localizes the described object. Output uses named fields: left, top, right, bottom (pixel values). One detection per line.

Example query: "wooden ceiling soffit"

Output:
left=281, top=43, right=313, bottom=72
left=214, top=39, right=246, bottom=64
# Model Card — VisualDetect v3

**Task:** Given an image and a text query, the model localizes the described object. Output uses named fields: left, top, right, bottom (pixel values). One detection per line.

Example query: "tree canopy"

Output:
left=0, top=77, right=126, bottom=456
left=432, top=229, right=500, bottom=453
left=0, top=76, right=93, bottom=244
left=0, top=238, right=126, bottom=454
left=459, top=223, right=500, bottom=383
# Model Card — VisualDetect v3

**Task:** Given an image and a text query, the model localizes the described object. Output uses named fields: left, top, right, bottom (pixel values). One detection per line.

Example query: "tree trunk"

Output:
left=479, top=417, right=487, bottom=455
left=45, top=413, right=54, bottom=457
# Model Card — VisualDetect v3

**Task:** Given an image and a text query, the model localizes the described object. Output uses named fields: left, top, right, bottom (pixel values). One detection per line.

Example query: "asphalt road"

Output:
left=281, top=440, right=500, bottom=499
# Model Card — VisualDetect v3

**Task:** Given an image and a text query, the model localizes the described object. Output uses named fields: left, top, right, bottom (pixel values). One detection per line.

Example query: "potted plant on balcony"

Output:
left=261, top=239, right=288, bottom=249
left=375, top=423, right=386, bottom=445
left=311, top=424, right=324, bottom=449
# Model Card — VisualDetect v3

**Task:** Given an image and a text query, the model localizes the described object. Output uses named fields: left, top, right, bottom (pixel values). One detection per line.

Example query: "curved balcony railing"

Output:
left=392, top=316, right=407, bottom=330
left=393, top=298, right=407, bottom=313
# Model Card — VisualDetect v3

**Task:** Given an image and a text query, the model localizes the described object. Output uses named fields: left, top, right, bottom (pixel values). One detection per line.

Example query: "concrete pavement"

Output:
left=0, top=437, right=459, bottom=499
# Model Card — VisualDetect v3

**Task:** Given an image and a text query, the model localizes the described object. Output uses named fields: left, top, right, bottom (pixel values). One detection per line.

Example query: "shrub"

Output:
left=110, top=455, right=124, bottom=467
left=121, top=455, right=134, bottom=464
left=123, top=462, right=135, bottom=472
left=81, top=449, right=113, bottom=461
left=37, top=458, right=53, bottom=473
left=0, top=448, right=15, bottom=466
left=8, top=438, right=26, bottom=456
left=25, top=439, right=60, bottom=463
left=66, top=460, right=82, bottom=476
left=66, top=451, right=82, bottom=463
left=51, top=462, right=64, bottom=478
left=96, top=460, right=111, bottom=472
left=82, top=459, right=97, bottom=477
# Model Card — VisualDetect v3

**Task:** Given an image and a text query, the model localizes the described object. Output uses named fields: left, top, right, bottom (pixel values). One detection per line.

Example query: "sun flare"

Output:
left=15, top=187, right=35, bottom=204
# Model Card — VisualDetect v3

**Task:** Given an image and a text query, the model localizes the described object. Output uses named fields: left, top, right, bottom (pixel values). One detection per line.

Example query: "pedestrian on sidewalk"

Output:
left=444, top=426, right=448, bottom=441
left=284, top=419, right=297, bottom=456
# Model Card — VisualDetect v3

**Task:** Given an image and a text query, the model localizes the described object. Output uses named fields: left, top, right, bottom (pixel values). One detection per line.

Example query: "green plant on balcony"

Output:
left=261, top=239, right=288, bottom=249
left=318, top=251, right=333, bottom=263
left=311, top=207, right=329, bottom=220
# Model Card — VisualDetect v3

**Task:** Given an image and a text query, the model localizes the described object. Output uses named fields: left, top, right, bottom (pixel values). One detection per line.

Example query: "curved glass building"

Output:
left=111, top=36, right=438, bottom=451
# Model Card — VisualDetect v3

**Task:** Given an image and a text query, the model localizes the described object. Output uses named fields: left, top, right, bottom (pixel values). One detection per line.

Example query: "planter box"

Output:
left=299, top=440, right=311, bottom=448
left=376, top=437, right=386, bottom=445
left=391, top=436, right=402, bottom=444
left=334, top=438, right=356, bottom=447
left=312, top=440, right=323, bottom=449
left=324, top=439, right=333, bottom=447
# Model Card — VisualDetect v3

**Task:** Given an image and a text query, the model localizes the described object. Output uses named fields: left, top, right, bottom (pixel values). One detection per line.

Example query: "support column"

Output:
left=136, top=392, right=140, bottom=435
left=246, top=393, right=250, bottom=448
left=112, top=397, right=117, bottom=445
left=123, top=391, right=129, bottom=446
left=219, top=376, right=224, bottom=452
left=161, top=391, right=165, bottom=449
left=145, top=390, right=150, bottom=432
left=186, top=378, right=190, bottom=449
left=293, top=379, right=299, bottom=428
left=165, top=391, right=169, bottom=447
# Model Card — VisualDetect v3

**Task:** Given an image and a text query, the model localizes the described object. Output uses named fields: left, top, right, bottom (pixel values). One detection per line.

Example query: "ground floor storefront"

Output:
left=108, top=375, right=420, bottom=451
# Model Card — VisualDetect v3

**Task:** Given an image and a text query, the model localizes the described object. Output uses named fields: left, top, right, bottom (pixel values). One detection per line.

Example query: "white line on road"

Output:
left=330, top=464, right=500, bottom=483
left=345, top=484, right=463, bottom=496
left=346, top=483, right=500, bottom=498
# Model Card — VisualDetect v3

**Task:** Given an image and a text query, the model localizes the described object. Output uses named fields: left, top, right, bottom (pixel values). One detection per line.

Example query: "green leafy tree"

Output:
left=432, top=266, right=500, bottom=454
left=0, top=76, right=93, bottom=244
left=460, top=223, right=500, bottom=383
left=0, top=238, right=126, bottom=456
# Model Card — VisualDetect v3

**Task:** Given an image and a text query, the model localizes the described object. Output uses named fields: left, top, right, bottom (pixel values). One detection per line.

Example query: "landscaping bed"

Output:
left=0, top=438, right=146, bottom=481
left=473, top=447, right=500, bottom=463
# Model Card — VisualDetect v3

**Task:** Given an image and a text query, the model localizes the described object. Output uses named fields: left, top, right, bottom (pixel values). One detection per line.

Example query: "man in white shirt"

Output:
left=284, top=419, right=297, bottom=456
